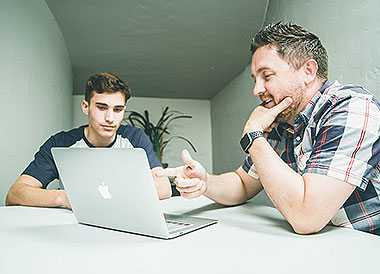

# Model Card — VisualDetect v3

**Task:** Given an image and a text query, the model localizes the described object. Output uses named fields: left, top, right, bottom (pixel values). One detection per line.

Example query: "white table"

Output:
left=1, top=197, right=379, bottom=274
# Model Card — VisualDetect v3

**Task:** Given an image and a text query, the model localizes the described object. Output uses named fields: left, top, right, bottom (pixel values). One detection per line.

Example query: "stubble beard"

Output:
left=275, top=83, right=306, bottom=124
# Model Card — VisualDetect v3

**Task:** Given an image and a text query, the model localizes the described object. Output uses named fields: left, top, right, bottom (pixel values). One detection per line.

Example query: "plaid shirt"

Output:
left=243, top=80, right=380, bottom=235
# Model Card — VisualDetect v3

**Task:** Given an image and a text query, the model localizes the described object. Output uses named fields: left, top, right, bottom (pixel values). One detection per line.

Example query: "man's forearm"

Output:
left=151, top=167, right=172, bottom=199
left=6, top=183, right=69, bottom=208
left=154, top=177, right=172, bottom=200
left=248, top=137, right=356, bottom=234
left=204, top=171, right=255, bottom=206
left=248, top=138, right=305, bottom=222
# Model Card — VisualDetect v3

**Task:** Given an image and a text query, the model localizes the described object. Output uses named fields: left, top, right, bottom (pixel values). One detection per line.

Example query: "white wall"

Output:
left=211, top=66, right=259, bottom=174
left=0, top=0, right=72, bottom=204
left=72, top=95, right=213, bottom=172
left=264, top=0, right=380, bottom=100
left=211, top=66, right=272, bottom=205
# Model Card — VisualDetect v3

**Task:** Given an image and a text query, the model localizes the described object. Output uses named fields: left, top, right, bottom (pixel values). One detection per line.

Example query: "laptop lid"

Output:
left=51, top=148, right=217, bottom=239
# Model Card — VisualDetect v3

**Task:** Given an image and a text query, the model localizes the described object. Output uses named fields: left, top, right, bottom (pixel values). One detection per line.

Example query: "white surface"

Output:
left=1, top=196, right=379, bottom=274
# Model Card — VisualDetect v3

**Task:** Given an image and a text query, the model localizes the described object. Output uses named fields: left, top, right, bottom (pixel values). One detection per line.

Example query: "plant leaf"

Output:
left=162, top=135, right=197, bottom=152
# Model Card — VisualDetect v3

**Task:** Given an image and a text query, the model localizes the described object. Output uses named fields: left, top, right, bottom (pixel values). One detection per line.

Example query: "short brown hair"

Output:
left=251, top=22, right=328, bottom=81
left=85, top=72, right=131, bottom=104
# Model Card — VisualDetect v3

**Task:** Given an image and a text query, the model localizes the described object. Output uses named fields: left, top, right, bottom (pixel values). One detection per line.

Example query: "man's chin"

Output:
left=98, top=124, right=121, bottom=138
left=99, top=129, right=117, bottom=138
left=276, top=111, right=293, bottom=124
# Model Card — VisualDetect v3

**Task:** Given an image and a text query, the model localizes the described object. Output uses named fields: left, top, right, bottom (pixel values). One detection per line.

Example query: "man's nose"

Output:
left=253, top=80, right=265, bottom=96
left=105, top=109, right=114, bottom=123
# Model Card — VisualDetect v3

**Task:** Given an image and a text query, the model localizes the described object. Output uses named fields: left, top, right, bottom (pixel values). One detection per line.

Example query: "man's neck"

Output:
left=84, top=126, right=115, bottom=147
left=306, top=79, right=324, bottom=102
left=288, top=79, right=325, bottom=127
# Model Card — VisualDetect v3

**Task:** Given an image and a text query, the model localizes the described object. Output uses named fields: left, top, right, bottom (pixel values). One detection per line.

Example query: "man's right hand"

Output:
left=156, top=149, right=208, bottom=199
left=57, top=189, right=71, bottom=209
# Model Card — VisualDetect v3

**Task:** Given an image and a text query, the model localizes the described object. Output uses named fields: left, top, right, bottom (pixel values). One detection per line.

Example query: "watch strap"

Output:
left=240, top=131, right=264, bottom=153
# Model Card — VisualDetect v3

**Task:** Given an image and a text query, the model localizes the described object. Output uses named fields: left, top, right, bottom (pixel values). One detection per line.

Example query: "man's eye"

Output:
left=97, top=106, right=106, bottom=110
left=264, top=74, right=272, bottom=79
left=114, top=108, right=123, bottom=113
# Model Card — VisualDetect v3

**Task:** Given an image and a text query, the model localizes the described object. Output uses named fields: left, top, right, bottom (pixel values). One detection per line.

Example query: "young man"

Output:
left=158, top=23, right=380, bottom=235
left=6, top=72, right=171, bottom=208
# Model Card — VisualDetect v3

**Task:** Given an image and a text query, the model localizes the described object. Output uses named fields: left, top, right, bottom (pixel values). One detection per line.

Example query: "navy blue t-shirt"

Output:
left=23, top=125, right=162, bottom=188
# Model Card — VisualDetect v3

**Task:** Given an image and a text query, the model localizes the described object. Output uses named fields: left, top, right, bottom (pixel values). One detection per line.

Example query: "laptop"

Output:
left=51, top=147, right=217, bottom=239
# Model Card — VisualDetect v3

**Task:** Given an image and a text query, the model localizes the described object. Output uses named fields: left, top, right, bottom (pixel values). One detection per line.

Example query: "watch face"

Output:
left=240, top=134, right=251, bottom=152
left=240, top=131, right=264, bottom=153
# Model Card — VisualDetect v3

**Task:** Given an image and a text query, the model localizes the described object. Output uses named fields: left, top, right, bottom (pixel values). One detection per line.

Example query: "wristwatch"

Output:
left=240, top=131, right=264, bottom=153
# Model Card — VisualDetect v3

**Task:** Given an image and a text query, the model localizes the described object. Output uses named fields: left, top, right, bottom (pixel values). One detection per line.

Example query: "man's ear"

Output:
left=81, top=100, right=89, bottom=116
left=303, top=59, right=318, bottom=85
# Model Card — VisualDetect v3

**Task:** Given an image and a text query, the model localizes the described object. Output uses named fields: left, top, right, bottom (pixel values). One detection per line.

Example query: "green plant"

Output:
left=124, top=106, right=197, bottom=163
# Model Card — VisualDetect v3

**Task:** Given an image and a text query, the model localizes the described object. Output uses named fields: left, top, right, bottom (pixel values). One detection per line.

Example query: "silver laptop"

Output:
left=51, top=147, right=217, bottom=239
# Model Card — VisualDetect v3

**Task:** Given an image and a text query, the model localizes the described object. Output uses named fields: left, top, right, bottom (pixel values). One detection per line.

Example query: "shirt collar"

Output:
left=277, top=80, right=333, bottom=135
left=82, top=125, right=118, bottom=148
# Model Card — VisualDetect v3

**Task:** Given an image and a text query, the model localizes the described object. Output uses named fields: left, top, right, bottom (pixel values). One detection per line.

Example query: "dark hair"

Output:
left=85, top=72, right=131, bottom=104
left=251, top=22, right=328, bottom=81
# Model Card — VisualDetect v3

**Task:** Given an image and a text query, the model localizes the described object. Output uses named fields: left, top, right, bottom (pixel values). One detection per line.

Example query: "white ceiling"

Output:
left=46, top=0, right=268, bottom=99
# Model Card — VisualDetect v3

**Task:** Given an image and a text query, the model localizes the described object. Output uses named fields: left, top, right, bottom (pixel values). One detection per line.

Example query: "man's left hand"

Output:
left=243, top=97, right=292, bottom=136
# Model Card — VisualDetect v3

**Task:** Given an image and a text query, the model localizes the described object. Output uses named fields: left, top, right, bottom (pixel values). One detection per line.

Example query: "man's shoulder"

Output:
left=325, top=81, right=378, bottom=102
left=314, top=81, right=380, bottom=113
left=310, top=81, right=380, bottom=130
left=116, top=124, right=151, bottom=148
left=49, top=125, right=87, bottom=147
left=117, top=124, right=144, bottom=137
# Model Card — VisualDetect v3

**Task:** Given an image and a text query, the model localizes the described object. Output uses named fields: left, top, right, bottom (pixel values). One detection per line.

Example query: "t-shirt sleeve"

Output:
left=241, top=155, right=259, bottom=179
left=131, top=128, right=162, bottom=169
left=22, top=136, right=59, bottom=188
left=303, top=95, right=380, bottom=190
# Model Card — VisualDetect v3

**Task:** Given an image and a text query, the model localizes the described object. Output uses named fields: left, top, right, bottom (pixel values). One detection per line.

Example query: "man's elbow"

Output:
left=289, top=218, right=326, bottom=235
left=5, top=178, right=34, bottom=206
left=5, top=187, right=17, bottom=206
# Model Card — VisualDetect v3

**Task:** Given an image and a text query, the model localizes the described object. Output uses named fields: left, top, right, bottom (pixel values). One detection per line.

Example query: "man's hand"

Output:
left=57, top=189, right=71, bottom=209
left=243, top=97, right=292, bottom=136
left=156, top=149, right=207, bottom=199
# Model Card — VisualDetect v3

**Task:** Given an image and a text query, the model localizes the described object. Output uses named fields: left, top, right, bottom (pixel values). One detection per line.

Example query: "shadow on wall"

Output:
left=0, top=0, right=72, bottom=205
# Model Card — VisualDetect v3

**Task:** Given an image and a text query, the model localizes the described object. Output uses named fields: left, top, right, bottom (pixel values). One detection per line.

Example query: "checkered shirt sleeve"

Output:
left=304, top=91, right=380, bottom=190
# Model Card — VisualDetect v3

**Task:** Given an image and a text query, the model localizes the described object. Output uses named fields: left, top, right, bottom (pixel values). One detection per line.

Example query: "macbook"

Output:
left=51, top=147, right=217, bottom=239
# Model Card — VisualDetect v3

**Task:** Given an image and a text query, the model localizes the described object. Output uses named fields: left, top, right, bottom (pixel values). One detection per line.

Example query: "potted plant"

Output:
left=123, top=106, right=197, bottom=166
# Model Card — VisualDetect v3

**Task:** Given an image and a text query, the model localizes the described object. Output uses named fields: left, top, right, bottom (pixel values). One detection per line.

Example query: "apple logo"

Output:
left=98, top=181, right=112, bottom=199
